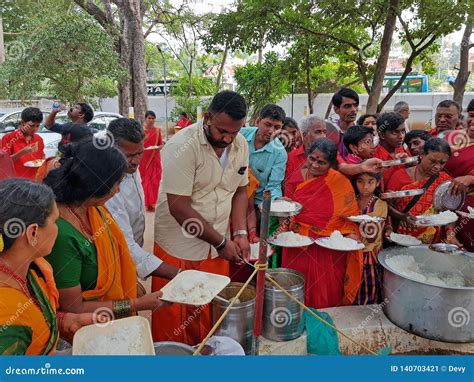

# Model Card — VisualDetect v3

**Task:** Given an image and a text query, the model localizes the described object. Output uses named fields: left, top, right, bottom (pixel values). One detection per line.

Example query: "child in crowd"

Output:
left=352, top=171, right=391, bottom=305
left=279, top=117, right=301, bottom=152
left=357, top=113, right=379, bottom=145
left=343, top=125, right=376, bottom=164
left=404, top=129, right=431, bottom=157
left=374, top=112, right=408, bottom=189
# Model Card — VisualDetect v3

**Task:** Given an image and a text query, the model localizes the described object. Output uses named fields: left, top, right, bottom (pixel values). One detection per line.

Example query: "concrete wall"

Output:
left=3, top=91, right=473, bottom=129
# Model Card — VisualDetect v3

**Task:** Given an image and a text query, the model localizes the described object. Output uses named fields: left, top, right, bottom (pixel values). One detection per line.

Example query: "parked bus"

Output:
left=383, top=74, right=429, bottom=93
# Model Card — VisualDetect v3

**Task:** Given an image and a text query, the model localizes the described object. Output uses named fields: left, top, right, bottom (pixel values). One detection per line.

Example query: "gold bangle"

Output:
left=113, top=300, right=132, bottom=319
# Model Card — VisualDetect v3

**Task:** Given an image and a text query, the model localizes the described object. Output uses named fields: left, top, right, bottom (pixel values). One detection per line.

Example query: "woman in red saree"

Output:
left=282, top=138, right=364, bottom=309
left=389, top=138, right=463, bottom=245
left=443, top=112, right=474, bottom=251
left=139, top=111, right=164, bottom=211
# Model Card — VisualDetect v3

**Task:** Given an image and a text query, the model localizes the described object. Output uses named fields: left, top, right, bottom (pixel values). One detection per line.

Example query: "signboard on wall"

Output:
left=147, top=80, right=178, bottom=96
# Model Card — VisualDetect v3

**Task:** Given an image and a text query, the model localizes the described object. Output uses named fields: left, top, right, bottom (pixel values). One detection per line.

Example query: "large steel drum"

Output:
left=379, top=245, right=474, bottom=343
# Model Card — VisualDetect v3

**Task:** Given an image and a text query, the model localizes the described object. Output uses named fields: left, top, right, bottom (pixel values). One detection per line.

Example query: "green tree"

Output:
left=234, top=51, right=290, bottom=122
left=0, top=12, right=125, bottom=104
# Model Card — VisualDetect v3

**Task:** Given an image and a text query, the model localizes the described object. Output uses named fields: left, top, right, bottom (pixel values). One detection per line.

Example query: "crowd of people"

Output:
left=0, top=88, right=472, bottom=355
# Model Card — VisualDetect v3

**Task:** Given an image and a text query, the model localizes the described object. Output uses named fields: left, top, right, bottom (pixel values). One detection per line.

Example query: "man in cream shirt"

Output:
left=152, top=91, right=250, bottom=345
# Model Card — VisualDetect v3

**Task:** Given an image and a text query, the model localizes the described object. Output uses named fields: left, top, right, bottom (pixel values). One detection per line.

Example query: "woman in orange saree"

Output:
left=282, top=139, right=364, bottom=309
left=392, top=138, right=463, bottom=245
left=0, top=179, right=97, bottom=355
left=139, top=111, right=164, bottom=212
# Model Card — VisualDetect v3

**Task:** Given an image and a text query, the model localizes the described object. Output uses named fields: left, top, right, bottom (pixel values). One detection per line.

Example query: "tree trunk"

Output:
left=188, top=57, right=194, bottom=97
left=305, top=47, right=314, bottom=114
left=0, top=15, right=5, bottom=64
left=366, top=0, right=399, bottom=113
left=118, top=15, right=131, bottom=116
left=452, top=20, right=472, bottom=105
left=257, top=34, right=264, bottom=64
left=216, top=43, right=228, bottom=92
left=123, top=0, right=148, bottom=121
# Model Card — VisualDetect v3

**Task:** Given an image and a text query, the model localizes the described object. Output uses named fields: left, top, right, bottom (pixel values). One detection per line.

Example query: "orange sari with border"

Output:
left=0, top=258, right=59, bottom=355
left=282, top=169, right=363, bottom=307
left=82, top=207, right=137, bottom=301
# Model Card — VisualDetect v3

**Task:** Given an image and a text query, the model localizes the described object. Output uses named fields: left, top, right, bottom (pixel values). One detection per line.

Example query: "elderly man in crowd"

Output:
left=394, top=101, right=411, bottom=133
left=284, top=115, right=382, bottom=190
left=152, top=91, right=250, bottom=345
left=429, top=100, right=461, bottom=137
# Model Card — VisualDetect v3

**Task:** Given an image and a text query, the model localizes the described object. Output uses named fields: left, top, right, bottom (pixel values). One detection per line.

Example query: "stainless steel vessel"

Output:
left=211, top=283, right=256, bottom=354
left=153, top=342, right=195, bottom=355
left=379, top=245, right=474, bottom=343
left=262, top=268, right=305, bottom=341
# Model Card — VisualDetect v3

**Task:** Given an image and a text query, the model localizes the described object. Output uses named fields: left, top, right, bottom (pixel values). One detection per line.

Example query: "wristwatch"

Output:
left=232, top=230, right=248, bottom=237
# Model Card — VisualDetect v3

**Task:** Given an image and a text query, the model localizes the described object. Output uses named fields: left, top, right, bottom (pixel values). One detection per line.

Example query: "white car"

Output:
left=1, top=110, right=122, bottom=158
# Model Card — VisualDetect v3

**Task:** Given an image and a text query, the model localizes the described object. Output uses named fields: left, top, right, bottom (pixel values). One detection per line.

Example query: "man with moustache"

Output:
left=152, top=91, right=250, bottom=345
left=332, top=87, right=359, bottom=158
left=240, top=104, right=288, bottom=205
left=284, top=115, right=382, bottom=189
left=428, top=100, right=462, bottom=137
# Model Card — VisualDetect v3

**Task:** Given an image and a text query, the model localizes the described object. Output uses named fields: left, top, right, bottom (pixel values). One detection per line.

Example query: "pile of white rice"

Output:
left=271, top=231, right=313, bottom=246
left=270, top=200, right=298, bottom=213
left=82, top=322, right=147, bottom=355
left=386, top=255, right=466, bottom=288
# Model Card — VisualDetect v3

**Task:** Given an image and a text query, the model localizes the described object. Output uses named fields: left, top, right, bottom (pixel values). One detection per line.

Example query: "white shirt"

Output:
left=106, top=172, right=162, bottom=279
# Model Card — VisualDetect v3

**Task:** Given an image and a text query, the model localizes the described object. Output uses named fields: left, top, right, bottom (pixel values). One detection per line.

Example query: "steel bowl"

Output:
left=381, top=156, right=419, bottom=168
left=433, top=181, right=466, bottom=211
left=381, top=189, right=424, bottom=199
left=260, top=201, right=303, bottom=217
left=153, top=342, right=195, bottom=355
left=379, top=246, right=474, bottom=343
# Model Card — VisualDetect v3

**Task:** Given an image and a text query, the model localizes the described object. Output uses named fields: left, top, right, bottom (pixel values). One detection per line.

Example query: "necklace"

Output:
left=66, top=206, right=93, bottom=238
left=0, top=263, right=39, bottom=308
left=358, top=194, right=377, bottom=213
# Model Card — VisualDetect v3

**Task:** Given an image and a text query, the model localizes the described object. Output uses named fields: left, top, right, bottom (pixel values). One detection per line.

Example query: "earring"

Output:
left=32, top=238, right=38, bottom=247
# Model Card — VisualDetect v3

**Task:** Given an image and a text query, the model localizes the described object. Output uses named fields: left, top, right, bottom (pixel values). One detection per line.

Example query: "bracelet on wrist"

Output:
left=113, top=299, right=132, bottom=319
left=232, top=229, right=248, bottom=237
left=214, top=236, right=227, bottom=251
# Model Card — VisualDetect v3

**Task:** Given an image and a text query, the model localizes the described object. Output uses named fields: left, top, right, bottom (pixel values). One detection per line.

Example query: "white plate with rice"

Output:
left=389, top=233, right=422, bottom=247
left=261, top=200, right=302, bottom=217
left=416, top=211, right=458, bottom=226
left=347, top=215, right=385, bottom=223
left=72, top=316, right=154, bottom=355
left=315, top=230, right=365, bottom=251
left=160, top=270, right=230, bottom=306
left=267, top=231, right=314, bottom=247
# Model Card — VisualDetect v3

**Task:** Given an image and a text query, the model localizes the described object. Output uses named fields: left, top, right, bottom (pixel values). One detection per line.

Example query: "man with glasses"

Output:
left=240, top=104, right=288, bottom=207
left=429, top=100, right=461, bottom=137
